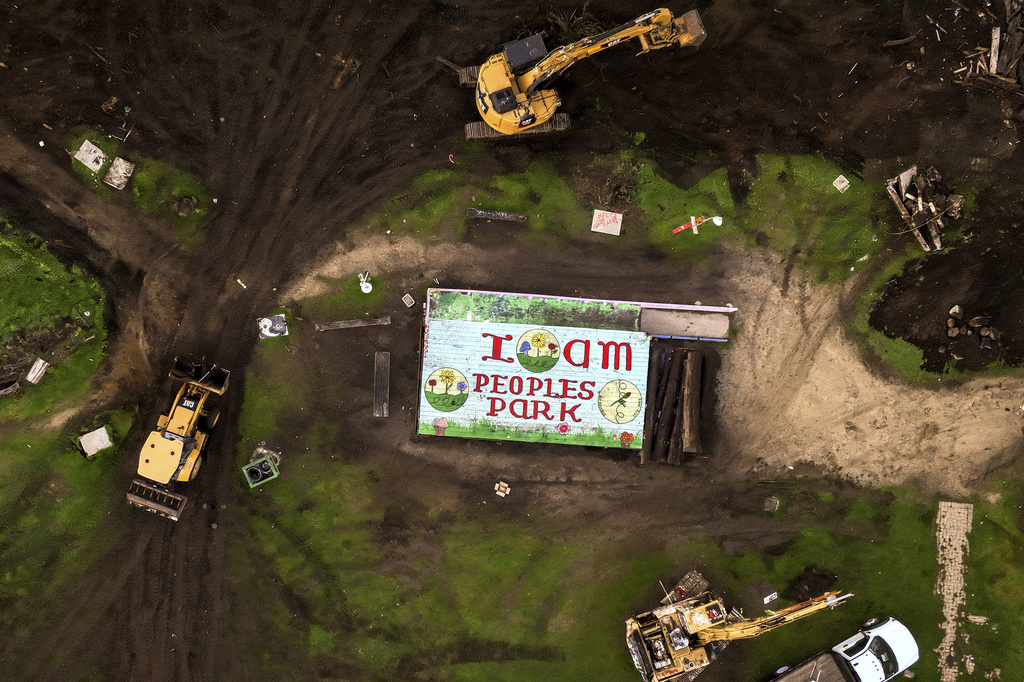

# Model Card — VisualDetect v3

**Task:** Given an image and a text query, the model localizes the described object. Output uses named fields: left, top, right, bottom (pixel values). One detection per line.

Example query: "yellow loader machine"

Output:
left=460, top=7, right=706, bottom=140
left=626, top=571, right=852, bottom=681
left=126, top=358, right=230, bottom=521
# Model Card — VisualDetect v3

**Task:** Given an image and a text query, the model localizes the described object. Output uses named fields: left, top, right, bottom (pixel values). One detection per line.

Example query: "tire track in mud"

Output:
left=98, top=4, right=450, bottom=677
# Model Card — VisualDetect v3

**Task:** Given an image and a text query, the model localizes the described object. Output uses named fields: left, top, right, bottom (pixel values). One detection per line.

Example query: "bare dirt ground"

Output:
left=1, top=0, right=1024, bottom=679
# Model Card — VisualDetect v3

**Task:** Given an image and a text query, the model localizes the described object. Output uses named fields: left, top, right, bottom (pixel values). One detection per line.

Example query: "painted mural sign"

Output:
left=418, top=290, right=651, bottom=448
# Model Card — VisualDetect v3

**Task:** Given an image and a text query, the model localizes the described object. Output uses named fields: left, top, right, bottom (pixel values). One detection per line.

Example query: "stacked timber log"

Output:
left=640, top=346, right=704, bottom=466
left=885, top=166, right=962, bottom=252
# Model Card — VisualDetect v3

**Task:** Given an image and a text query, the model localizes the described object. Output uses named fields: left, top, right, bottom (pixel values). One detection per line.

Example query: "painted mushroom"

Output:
left=619, top=431, right=635, bottom=448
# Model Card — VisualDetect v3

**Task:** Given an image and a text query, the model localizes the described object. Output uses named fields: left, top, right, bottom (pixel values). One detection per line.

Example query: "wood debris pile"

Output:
left=940, top=305, right=1003, bottom=359
left=639, top=345, right=704, bottom=465
left=885, top=166, right=963, bottom=252
left=961, top=0, right=1024, bottom=100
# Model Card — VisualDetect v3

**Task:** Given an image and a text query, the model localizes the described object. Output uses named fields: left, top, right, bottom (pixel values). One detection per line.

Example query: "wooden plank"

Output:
left=682, top=350, right=704, bottom=454
left=640, top=348, right=668, bottom=464
left=374, top=351, right=390, bottom=418
left=652, top=350, right=685, bottom=463
left=316, top=316, right=391, bottom=332
left=667, top=357, right=690, bottom=466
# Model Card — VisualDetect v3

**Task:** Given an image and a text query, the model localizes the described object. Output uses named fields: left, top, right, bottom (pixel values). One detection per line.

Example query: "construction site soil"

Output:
left=2, top=0, right=1024, bottom=680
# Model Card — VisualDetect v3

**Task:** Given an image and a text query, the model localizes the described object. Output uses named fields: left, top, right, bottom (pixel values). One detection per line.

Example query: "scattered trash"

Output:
left=672, top=215, right=723, bottom=234
left=494, top=480, right=511, bottom=497
left=244, top=442, right=281, bottom=488
left=591, top=209, right=623, bottom=235
left=39, top=140, right=44, bottom=147
left=73, top=139, right=107, bottom=173
left=466, top=207, right=527, bottom=222
left=236, top=278, right=247, bottom=289
left=764, top=496, right=780, bottom=512
left=79, top=425, right=113, bottom=459
left=885, top=166, right=962, bottom=252
left=763, top=591, right=778, bottom=604
left=26, top=358, right=49, bottom=384
left=257, top=313, right=289, bottom=339
left=833, top=175, right=850, bottom=192
left=100, top=95, right=119, bottom=113
left=315, top=316, right=391, bottom=331
left=359, top=271, right=372, bottom=293
left=402, top=294, right=416, bottom=307
left=103, top=157, right=135, bottom=190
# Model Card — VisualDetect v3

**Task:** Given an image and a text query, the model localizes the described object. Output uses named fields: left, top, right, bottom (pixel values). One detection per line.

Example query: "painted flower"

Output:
left=432, top=417, right=449, bottom=427
left=557, top=422, right=570, bottom=435
left=547, top=342, right=558, bottom=357
left=427, top=379, right=437, bottom=393
left=439, top=369, right=456, bottom=393
left=456, top=381, right=467, bottom=392
left=530, top=332, right=547, bottom=355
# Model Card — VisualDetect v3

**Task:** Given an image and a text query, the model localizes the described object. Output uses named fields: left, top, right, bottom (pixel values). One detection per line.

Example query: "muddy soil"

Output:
left=1, top=0, right=1024, bottom=680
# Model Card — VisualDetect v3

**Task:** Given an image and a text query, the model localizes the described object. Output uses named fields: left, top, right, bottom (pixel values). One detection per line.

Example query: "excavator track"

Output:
left=465, top=113, right=570, bottom=141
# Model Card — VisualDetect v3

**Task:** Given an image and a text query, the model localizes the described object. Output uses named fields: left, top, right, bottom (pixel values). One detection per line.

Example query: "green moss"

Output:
left=963, top=479, right=1024, bottom=681
left=129, top=157, right=211, bottom=247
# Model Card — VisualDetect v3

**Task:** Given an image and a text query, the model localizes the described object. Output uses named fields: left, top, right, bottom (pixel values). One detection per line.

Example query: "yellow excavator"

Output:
left=459, top=7, right=706, bottom=140
left=626, top=571, right=853, bottom=681
left=125, top=358, right=229, bottom=521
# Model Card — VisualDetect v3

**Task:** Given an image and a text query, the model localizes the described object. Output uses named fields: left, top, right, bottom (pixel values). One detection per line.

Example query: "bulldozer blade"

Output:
left=126, top=479, right=188, bottom=521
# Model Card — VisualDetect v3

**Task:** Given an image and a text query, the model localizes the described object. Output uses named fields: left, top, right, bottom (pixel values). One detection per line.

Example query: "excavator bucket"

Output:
left=674, top=10, right=706, bottom=49
left=126, top=478, right=188, bottom=521
left=170, top=357, right=230, bottom=394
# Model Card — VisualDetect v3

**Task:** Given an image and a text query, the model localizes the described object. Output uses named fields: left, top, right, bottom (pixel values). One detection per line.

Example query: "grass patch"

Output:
left=673, top=497, right=943, bottom=681
left=369, top=160, right=590, bottom=240
left=298, top=276, right=389, bottom=321
left=963, top=479, right=1024, bottom=681
left=0, top=224, right=104, bottom=346
left=66, top=129, right=211, bottom=247
left=129, top=156, right=211, bottom=247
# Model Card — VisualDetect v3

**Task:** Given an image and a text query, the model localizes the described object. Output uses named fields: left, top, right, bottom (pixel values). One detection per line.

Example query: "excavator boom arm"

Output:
left=696, top=591, right=854, bottom=644
left=523, top=8, right=702, bottom=95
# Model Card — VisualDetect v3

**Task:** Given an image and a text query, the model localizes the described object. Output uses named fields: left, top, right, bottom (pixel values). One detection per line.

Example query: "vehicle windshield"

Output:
left=869, top=635, right=899, bottom=679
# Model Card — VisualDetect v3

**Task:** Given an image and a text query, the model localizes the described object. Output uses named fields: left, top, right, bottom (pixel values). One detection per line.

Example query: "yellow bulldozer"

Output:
left=459, top=7, right=706, bottom=140
left=125, top=358, right=230, bottom=521
left=626, top=571, right=853, bottom=681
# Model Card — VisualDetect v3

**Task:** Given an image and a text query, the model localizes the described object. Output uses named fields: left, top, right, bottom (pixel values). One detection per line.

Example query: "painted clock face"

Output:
left=598, top=379, right=642, bottom=424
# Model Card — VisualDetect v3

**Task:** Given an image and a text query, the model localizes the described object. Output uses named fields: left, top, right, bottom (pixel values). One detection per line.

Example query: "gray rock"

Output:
left=947, top=318, right=956, bottom=328
left=947, top=327, right=959, bottom=337
left=968, top=315, right=990, bottom=328
left=949, top=305, right=963, bottom=319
